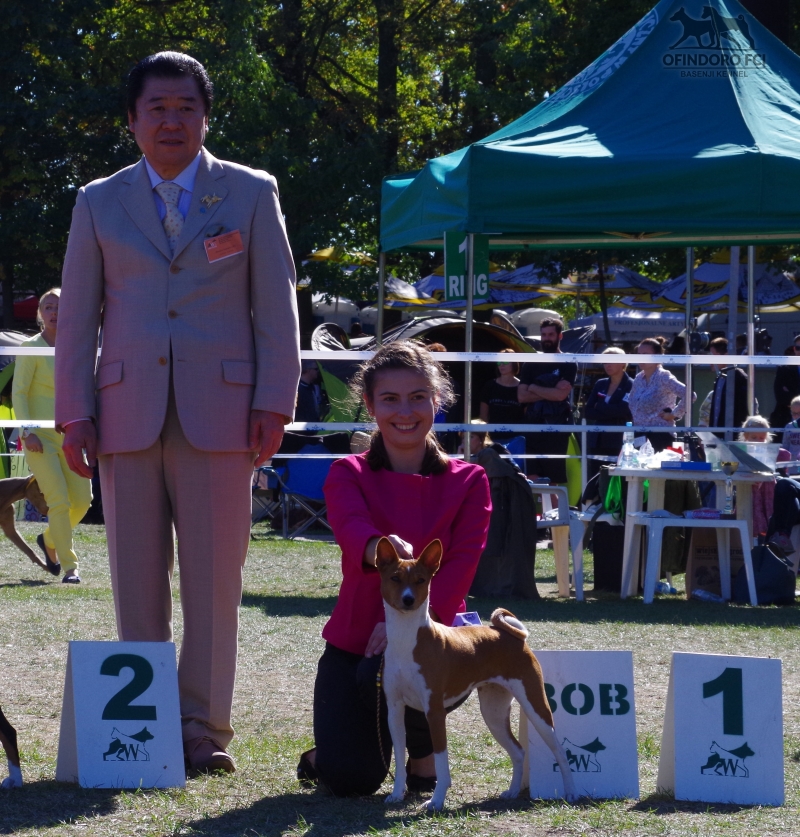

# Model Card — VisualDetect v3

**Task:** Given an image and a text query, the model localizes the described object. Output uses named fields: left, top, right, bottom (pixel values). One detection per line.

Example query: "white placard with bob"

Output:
left=658, top=652, right=783, bottom=806
left=56, top=641, right=185, bottom=788
left=522, top=650, right=639, bottom=799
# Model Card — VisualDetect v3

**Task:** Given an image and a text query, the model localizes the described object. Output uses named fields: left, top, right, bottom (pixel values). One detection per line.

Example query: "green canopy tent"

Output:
left=377, top=0, right=800, bottom=438
left=381, top=0, right=800, bottom=252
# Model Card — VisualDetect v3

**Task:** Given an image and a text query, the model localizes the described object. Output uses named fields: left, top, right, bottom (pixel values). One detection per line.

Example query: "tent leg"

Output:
left=747, top=245, right=755, bottom=415
left=377, top=252, right=386, bottom=346
left=463, top=234, right=475, bottom=457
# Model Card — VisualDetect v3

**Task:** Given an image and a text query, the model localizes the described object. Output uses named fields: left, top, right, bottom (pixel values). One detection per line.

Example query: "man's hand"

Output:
left=23, top=433, right=44, bottom=454
left=249, top=410, right=286, bottom=466
left=62, top=420, right=97, bottom=478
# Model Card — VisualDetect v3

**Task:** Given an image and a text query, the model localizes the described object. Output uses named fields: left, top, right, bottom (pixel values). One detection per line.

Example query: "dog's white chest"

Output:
left=383, top=655, right=430, bottom=713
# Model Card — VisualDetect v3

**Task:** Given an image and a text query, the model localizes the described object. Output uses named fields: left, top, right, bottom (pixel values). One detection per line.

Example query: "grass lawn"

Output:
left=1, top=521, right=799, bottom=836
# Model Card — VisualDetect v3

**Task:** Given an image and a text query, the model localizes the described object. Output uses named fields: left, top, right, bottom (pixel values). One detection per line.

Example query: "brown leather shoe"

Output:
left=185, top=736, right=236, bottom=774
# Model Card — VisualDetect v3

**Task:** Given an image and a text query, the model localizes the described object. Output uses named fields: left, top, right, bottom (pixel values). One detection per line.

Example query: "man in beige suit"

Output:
left=55, top=52, right=300, bottom=773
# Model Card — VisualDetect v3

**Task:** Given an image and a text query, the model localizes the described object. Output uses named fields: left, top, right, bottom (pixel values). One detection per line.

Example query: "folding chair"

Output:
left=504, top=435, right=527, bottom=473
left=251, top=465, right=283, bottom=534
left=270, top=443, right=334, bottom=539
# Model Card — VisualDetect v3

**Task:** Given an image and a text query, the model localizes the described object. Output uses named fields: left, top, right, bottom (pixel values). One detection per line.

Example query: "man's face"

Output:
left=540, top=326, right=561, bottom=353
left=710, top=347, right=722, bottom=373
left=129, top=75, right=208, bottom=179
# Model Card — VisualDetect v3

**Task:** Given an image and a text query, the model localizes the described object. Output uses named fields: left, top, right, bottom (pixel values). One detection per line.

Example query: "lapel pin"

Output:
left=200, top=194, right=222, bottom=213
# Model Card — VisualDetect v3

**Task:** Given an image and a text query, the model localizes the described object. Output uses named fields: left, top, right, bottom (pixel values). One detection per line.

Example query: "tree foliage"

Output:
left=2, top=0, right=799, bottom=323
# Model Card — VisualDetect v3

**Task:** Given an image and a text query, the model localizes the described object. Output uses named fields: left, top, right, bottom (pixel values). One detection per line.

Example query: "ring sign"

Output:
left=56, top=641, right=185, bottom=788
left=522, top=650, right=639, bottom=799
left=443, top=232, right=490, bottom=303
left=658, top=652, right=783, bottom=806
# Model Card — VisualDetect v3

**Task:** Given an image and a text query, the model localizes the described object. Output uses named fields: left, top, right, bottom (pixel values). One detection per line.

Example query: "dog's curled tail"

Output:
left=490, top=608, right=529, bottom=640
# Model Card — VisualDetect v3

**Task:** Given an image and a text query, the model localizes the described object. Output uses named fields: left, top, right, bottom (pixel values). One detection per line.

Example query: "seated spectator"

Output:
left=583, top=347, right=633, bottom=479
left=739, top=416, right=790, bottom=541
left=766, top=476, right=800, bottom=556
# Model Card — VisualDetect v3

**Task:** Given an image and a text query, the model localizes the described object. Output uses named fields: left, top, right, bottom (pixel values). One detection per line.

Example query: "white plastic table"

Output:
left=612, top=466, right=772, bottom=599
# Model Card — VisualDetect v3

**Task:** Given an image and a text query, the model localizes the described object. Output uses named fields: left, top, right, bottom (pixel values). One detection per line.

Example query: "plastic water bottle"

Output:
left=654, top=581, right=677, bottom=595
left=691, top=589, right=726, bottom=603
left=619, top=422, right=638, bottom=468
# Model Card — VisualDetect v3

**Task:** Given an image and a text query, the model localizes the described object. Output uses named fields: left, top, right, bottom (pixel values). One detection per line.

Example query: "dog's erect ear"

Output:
left=418, top=540, right=443, bottom=574
left=375, top=537, right=399, bottom=570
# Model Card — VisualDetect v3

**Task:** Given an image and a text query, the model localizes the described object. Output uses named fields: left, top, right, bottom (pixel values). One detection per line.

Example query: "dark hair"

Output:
left=127, top=52, right=214, bottom=117
left=497, top=347, right=520, bottom=376
left=351, top=342, right=455, bottom=475
left=539, top=316, right=564, bottom=334
left=637, top=336, right=667, bottom=354
left=709, top=336, right=728, bottom=354
left=425, top=342, right=447, bottom=353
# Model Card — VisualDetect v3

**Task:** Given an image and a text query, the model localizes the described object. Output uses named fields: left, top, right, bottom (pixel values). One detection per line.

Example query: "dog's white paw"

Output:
left=420, top=797, right=444, bottom=813
left=385, top=791, right=406, bottom=805
left=499, top=787, right=520, bottom=800
left=563, top=792, right=578, bottom=804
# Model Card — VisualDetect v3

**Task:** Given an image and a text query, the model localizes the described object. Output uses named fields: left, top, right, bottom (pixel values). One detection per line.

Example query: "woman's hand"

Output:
left=364, top=534, right=414, bottom=567
left=364, top=621, right=387, bottom=658
left=659, top=410, right=676, bottom=424
left=23, top=433, right=43, bottom=454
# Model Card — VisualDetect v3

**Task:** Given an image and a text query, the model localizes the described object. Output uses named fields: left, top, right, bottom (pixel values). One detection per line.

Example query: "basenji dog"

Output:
left=0, top=706, right=22, bottom=789
left=377, top=538, right=577, bottom=811
left=0, top=476, right=51, bottom=573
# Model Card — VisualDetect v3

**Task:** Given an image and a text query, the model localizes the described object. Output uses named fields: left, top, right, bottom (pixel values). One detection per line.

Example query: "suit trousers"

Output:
left=99, top=384, right=255, bottom=747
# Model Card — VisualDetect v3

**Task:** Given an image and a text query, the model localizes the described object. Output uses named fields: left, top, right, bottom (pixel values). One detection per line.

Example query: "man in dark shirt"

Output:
left=295, top=360, right=325, bottom=423
left=518, top=317, right=576, bottom=483
left=708, top=337, right=750, bottom=436
left=770, top=337, right=800, bottom=429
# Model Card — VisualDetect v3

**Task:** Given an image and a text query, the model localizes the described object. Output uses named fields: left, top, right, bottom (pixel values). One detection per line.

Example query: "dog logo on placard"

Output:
left=553, top=737, right=606, bottom=773
left=699, top=741, right=755, bottom=778
left=102, top=727, right=155, bottom=762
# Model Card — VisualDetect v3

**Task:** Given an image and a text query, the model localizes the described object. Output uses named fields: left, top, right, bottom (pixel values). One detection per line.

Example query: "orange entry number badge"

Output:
left=204, top=230, right=244, bottom=263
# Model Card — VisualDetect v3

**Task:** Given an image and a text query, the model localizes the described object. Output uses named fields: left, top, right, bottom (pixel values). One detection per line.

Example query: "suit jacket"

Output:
left=55, top=148, right=300, bottom=455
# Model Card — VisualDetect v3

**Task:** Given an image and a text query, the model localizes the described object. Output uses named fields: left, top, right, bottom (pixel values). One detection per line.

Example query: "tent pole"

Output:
left=747, top=245, right=756, bottom=415
left=463, top=234, right=475, bottom=456
left=685, top=247, right=694, bottom=430
left=377, top=252, right=386, bottom=346
left=726, top=246, right=740, bottom=441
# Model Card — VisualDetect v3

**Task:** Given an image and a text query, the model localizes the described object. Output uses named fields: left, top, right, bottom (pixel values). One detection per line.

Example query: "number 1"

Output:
left=702, top=667, right=743, bottom=736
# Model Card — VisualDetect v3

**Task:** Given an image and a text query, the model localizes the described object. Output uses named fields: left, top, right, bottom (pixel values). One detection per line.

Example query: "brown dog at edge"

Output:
left=0, top=476, right=50, bottom=572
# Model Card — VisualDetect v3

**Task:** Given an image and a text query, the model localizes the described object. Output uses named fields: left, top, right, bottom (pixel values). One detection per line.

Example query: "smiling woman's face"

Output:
left=364, top=368, right=437, bottom=456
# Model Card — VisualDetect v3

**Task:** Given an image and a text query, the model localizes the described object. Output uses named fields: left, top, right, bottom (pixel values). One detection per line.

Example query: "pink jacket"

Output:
left=752, top=447, right=791, bottom=537
left=322, top=454, right=492, bottom=655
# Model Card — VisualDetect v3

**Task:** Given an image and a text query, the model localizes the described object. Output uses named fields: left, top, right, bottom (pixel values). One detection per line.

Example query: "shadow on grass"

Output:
left=633, top=792, right=754, bottom=814
left=0, top=578, right=49, bottom=590
left=468, top=592, right=800, bottom=629
left=241, top=593, right=338, bottom=618
left=0, top=781, right=120, bottom=834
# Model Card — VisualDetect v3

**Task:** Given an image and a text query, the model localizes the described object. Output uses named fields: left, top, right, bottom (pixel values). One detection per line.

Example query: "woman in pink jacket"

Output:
left=297, top=342, right=491, bottom=797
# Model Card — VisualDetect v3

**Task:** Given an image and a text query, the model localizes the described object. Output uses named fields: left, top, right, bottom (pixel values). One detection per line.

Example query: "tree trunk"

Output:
left=1, top=261, right=14, bottom=330
left=375, top=0, right=402, bottom=176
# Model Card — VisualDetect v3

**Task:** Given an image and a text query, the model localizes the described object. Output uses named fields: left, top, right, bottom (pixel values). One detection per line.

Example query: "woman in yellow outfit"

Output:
left=12, top=289, right=92, bottom=583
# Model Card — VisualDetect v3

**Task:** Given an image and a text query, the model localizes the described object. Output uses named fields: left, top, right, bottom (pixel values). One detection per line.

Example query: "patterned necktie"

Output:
left=154, top=181, right=184, bottom=255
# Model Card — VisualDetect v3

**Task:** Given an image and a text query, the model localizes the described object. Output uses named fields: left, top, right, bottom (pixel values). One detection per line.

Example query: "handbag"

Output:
left=732, top=542, right=796, bottom=605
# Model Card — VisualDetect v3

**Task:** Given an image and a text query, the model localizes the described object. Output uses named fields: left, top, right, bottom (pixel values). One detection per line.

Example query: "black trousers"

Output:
left=313, top=642, right=435, bottom=796
left=768, top=477, right=800, bottom=537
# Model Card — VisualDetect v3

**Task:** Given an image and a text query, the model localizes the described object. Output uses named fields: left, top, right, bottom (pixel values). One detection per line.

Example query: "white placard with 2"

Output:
left=523, top=650, right=639, bottom=799
left=57, top=641, right=185, bottom=788
left=658, top=652, right=783, bottom=806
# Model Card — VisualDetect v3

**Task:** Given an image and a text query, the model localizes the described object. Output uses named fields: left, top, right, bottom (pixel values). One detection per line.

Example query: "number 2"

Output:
left=702, top=667, right=743, bottom=736
left=101, top=654, right=157, bottom=721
